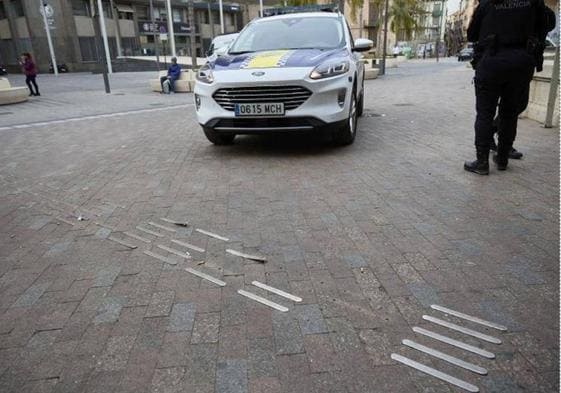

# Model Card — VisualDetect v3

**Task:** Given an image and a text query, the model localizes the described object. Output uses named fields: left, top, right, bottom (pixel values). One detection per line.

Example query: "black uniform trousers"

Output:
left=474, top=48, right=534, bottom=152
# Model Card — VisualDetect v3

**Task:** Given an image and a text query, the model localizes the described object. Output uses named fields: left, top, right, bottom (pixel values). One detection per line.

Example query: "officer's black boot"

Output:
left=493, top=145, right=509, bottom=170
left=464, top=148, right=489, bottom=175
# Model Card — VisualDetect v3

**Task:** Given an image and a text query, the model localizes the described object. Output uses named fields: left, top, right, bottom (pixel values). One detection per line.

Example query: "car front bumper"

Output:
left=194, top=67, right=354, bottom=133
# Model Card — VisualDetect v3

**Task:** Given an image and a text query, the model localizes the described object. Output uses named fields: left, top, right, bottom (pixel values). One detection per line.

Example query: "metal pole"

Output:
left=149, top=0, right=160, bottom=71
left=435, top=0, right=444, bottom=62
left=219, top=0, right=224, bottom=34
left=188, top=0, right=197, bottom=68
left=39, top=0, right=57, bottom=76
left=165, top=0, right=176, bottom=56
left=259, top=0, right=263, bottom=17
left=92, top=0, right=111, bottom=92
left=96, top=0, right=113, bottom=73
left=109, top=0, right=122, bottom=56
left=380, top=0, right=389, bottom=75
left=544, top=47, right=559, bottom=128
left=208, top=1, right=214, bottom=39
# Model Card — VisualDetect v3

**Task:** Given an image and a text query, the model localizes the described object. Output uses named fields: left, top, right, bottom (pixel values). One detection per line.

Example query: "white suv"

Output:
left=194, top=11, right=373, bottom=145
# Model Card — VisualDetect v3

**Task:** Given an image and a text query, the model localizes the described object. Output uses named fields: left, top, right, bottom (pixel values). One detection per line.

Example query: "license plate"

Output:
left=234, top=103, right=285, bottom=117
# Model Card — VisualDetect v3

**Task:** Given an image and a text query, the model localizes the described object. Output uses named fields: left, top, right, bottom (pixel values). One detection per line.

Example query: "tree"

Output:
left=389, top=0, right=418, bottom=40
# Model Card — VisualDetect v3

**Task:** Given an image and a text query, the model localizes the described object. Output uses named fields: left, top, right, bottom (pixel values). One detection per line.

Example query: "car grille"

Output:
left=212, top=86, right=312, bottom=111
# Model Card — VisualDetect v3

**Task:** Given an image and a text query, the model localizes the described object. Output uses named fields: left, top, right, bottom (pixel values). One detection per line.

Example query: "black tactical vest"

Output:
left=478, top=0, right=539, bottom=46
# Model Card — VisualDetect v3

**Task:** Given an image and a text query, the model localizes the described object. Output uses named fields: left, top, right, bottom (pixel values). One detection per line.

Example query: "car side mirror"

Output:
left=354, top=38, right=373, bottom=52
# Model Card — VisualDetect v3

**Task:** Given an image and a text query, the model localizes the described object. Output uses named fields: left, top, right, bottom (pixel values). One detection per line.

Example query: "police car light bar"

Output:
left=262, top=4, right=339, bottom=17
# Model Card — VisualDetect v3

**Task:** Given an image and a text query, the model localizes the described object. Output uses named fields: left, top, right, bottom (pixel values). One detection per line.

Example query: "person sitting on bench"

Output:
left=160, top=57, right=181, bottom=94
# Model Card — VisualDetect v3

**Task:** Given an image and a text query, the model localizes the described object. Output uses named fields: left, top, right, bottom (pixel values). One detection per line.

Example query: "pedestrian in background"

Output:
left=19, top=53, right=40, bottom=97
left=464, top=0, right=555, bottom=175
left=160, top=57, right=181, bottom=94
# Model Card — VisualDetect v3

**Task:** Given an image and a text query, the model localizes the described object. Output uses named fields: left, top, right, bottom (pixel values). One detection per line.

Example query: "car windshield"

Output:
left=229, top=17, right=345, bottom=54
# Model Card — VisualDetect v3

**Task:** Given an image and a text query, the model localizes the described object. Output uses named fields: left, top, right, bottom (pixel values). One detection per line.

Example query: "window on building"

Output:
left=79, top=37, right=98, bottom=61
left=200, top=10, right=209, bottom=24
left=136, top=5, right=148, bottom=19
left=146, top=35, right=154, bottom=43
left=121, top=37, right=139, bottom=55
left=212, top=10, right=219, bottom=24
left=102, top=1, right=112, bottom=18
left=72, top=0, right=90, bottom=16
left=10, top=0, right=24, bottom=17
left=118, top=11, right=133, bottom=19
left=154, top=7, right=166, bottom=21
left=172, top=8, right=181, bottom=22
left=0, top=39, right=16, bottom=64
left=0, top=2, right=7, bottom=19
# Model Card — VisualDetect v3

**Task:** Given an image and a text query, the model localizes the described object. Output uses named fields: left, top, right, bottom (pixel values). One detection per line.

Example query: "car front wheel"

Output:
left=333, top=89, right=357, bottom=146
left=203, top=127, right=235, bottom=145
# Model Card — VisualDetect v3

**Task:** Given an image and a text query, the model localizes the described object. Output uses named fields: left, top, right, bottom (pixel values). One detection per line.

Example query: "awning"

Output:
left=115, top=4, right=134, bottom=13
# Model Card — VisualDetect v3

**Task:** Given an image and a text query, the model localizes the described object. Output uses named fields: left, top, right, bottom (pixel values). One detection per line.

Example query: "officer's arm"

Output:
left=467, top=4, right=483, bottom=42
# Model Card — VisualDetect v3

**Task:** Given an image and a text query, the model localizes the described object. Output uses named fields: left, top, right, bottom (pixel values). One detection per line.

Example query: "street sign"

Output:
left=160, top=33, right=168, bottom=41
left=39, top=4, right=56, bottom=30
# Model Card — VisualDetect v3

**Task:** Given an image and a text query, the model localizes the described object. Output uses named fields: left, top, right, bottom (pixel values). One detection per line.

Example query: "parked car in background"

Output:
left=398, top=41, right=412, bottom=58
left=457, top=47, right=474, bottom=62
left=206, top=33, right=239, bottom=61
left=194, top=11, right=373, bottom=145
left=0, top=65, right=7, bottom=75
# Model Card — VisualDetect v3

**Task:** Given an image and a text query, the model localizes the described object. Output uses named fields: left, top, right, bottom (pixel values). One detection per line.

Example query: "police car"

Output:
left=194, top=11, right=373, bottom=145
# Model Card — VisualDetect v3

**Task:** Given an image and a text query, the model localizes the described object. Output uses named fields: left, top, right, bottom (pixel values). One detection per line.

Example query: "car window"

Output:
left=229, top=17, right=345, bottom=53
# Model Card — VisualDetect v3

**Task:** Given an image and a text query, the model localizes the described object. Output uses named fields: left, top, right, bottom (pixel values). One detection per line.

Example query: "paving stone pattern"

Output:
left=0, top=59, right=558, bottom=392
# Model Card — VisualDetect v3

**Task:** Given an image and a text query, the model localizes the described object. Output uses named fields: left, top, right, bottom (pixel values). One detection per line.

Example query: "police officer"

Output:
left=464, top=0, right=555, bottom=175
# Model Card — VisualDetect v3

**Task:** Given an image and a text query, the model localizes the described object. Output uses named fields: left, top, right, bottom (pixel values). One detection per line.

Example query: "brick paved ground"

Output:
left=0, top=59, right=558, bottom=393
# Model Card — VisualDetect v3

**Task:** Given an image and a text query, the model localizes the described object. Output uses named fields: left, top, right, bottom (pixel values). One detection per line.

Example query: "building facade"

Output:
left=0, top=0, right=242, bottom=72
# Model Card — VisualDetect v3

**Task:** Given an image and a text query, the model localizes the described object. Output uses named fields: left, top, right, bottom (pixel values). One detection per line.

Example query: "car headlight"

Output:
left=310, top=60, right=349, bottom=80
left=196, top=64, right=214, bottom=84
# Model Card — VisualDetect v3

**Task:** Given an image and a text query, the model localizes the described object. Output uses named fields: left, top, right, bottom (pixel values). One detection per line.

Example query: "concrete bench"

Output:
left=364, top=68, right=380, bottom=80
left=150, top=70, right=195, bottom=93
left=0, top=78, right=28, bottom=105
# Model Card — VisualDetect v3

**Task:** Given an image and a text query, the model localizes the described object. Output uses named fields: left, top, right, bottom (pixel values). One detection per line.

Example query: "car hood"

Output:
left=210, top=48, right=348, bottom=71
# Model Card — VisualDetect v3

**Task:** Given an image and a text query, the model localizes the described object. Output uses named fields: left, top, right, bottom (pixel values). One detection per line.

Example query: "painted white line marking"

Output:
left=431, top=305, right=508, bottom=331
left=171, top=239, right=205, bottom=253
left=147, top=221, right=176, bottom=233
left=95, top=222, right=117, bottom=231
left=55, top=217, right=75, bottom=226
left=144, top=250, right=177, bottom=265
left=226, top=249, right=266, bottom=262
left=413, top=327, right=495, bottom=359
left=157, top=244, right=191, bottom=259
left=108, top=236, right=137, bottom=250
left=237, top=289, right=289, bottom=312
left=123, top=231, right=151, bottom=243
left=391, top=354, right=479, bottom=393
left=0, top=104, right=192, bottom=131
left=196, top=228, right=229, bottom=241
left=160, top=217, right=189, bottom=227
left=423, top=315, right=502, bottom=344
left=185, top=268, right=226, bottom=287
left=251, top=281, right=302, bottom=302
left=402, top=339, right=488, bottom=375
left=136, top=226, right=164, bottom=238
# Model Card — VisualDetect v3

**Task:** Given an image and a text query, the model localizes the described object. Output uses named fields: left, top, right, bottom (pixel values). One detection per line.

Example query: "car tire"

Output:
left=333, top=89, right=357, bottom=146
left=203, top=127, right=235, bottom=145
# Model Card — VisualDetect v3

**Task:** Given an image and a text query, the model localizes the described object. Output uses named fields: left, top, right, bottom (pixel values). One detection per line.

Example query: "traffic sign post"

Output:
left=39, top=0, right=58, bottom=76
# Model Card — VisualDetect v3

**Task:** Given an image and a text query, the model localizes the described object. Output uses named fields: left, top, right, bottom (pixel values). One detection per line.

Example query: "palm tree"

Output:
left=389, top=0, right=418, bottom=40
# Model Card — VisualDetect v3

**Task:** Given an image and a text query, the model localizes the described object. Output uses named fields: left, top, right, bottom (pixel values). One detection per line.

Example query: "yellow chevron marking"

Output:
left=246, top=50, right=289, bottom=69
